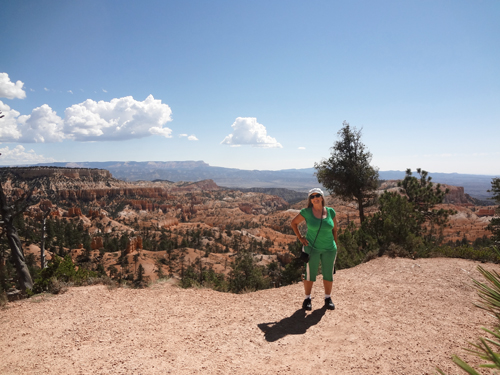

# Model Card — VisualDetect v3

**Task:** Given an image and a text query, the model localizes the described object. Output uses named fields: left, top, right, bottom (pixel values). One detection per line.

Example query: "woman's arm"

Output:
left=333, top=215, right=338, bottom=247
left=291, top=213, right=308, bottom=246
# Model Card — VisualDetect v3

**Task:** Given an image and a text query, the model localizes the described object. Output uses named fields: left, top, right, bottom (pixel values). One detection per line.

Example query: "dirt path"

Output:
left=0, top=257, right=495, bottom=375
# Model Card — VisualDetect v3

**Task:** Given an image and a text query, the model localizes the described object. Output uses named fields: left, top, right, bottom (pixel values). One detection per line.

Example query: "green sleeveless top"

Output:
left=300, top=206, right=337, bottom=251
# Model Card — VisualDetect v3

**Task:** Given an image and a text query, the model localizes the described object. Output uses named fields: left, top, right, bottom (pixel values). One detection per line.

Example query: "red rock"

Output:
left=67, top=207, right=82, bottom=217
left=477, top=208, right=496, bottom=217
left=126, top=237, right=143, bottom=253
left=91, top=237, right=104, bottom=250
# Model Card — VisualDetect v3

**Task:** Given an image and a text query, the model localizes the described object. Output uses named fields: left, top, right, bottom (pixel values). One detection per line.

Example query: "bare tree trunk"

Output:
left=5, top=221, right=33, bottom=291
left=0, top=184, right=34, bottom=292
left=0, top=247, right=7, bottom=292
left=357, top=196, right=365, bottom=223
left=40, top=216, right=46, bottom=269
left=39, top=209, right=52, bottom=269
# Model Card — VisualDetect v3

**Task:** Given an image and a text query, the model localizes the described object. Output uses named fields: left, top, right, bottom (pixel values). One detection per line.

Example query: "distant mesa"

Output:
left=9, top=161, right=497, bottom=201
left=2, top=166, right=112, bottom=180
left=152, top=179, right=175, bottom=183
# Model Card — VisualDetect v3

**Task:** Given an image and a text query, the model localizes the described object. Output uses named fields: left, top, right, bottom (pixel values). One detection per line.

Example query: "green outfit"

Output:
left=300, top=206, right=337, bottom=282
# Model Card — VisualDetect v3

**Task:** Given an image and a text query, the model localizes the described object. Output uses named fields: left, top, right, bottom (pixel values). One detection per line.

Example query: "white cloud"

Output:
left=0, top=73, right=26, bottom=99
left=63, top=95, right=173, bottom=141
left=179, top=133, right=198, bottom=141
left=17, top=104, right=65, bottom=142
left=102, top=89, right=107, bottom=93
left=221, top=117, right=282, bottom=148
left=1, top=95, right=174, bottom=143
left=149, top=126, right=173, bottom=138
left=0, top=145, right=56, bottom=165
left=298, top=147, right=306, bottom=150
left=0, top=101, right=23, bottom=140
left=0, top=100, right=65, bottom=143
left=68, top=90, right=73, bottom=94
left=30, top=88, right=35, bottom=92
left=44, top=87, right=49, bottom=92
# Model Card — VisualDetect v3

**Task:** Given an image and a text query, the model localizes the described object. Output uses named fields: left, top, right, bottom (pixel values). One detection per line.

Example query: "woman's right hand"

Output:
left=299, top=237, right=309, bottom=246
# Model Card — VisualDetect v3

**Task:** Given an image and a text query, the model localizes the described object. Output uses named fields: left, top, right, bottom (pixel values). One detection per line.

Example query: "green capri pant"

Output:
left=304, top=248, right=337, bottom=282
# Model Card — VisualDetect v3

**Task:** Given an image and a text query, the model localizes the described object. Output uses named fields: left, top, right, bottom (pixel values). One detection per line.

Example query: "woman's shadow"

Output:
left=258, top=306, right=327, bottom=342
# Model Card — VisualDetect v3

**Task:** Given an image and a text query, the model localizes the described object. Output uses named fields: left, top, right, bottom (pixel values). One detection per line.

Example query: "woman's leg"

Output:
left=320, top=250, right=337, bottom=294
left=302, top=250, right=320, bottom=310
left=323, top=280, right=333, bottom=295
left=320, top=250, right=337, bottom=309
left=304, top=280, right=314, bottom=295
left=302, top=280, right=314, bottom=310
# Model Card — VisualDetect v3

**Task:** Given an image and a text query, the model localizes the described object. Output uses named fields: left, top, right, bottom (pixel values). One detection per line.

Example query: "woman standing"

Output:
left=291, top=188, right=338, bottom=311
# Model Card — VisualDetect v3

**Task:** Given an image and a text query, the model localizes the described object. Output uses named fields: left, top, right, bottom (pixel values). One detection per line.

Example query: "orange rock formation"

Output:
left=126, top=237, right=143, bottom=254
left=91, top=237, right=104, bottom=250
left=66, top=207, right=82, bottom=217
left=477, top=208, right=496, bottom=217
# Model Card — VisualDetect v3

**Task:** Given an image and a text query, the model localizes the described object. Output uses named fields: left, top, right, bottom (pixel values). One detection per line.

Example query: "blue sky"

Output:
left=0, top=0, right=499, bottom=175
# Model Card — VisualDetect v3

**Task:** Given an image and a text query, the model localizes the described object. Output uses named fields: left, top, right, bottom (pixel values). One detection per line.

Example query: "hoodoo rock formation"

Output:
left=91, top=237, right=104, bottom=250
left=126, top=200, right=174, bottom=212
left=126, top=237, right=143, bottom=253
left=66, top=207, right=83, bottom=217
left=58, top=187, right=173, bottom=202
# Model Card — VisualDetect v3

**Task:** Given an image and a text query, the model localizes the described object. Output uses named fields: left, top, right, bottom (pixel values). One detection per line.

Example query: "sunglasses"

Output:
left=310, top=194, right=322, bottom=199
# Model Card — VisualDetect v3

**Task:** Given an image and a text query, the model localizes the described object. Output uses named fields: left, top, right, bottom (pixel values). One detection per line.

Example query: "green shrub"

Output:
left=202, top=268, right=228, bottom=292
left=228, top=250, right=270, bottom=293
left=430, top=245, right=500, bottom=264
left=281, top=261, right=303, bottom=286
left=179, top=265, right=229, bottom=291
left=336, top=224, right=376, bottom=270
left=32, top=255, right=97, bottom=294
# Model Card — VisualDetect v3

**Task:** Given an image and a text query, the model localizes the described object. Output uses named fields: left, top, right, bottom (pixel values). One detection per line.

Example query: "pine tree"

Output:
left=228, top=250, right=269, bottom=293
left=488, top=178, right=500, bottom=242
left=366, top=168, right=454, bottom=255
left=315, top=121, right=379, bottom=223
left=398, top=168, right=454, bottom=242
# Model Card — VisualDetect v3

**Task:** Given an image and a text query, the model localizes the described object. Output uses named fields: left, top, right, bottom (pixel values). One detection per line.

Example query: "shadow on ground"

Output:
left=258, top=307, right=327, bottom=342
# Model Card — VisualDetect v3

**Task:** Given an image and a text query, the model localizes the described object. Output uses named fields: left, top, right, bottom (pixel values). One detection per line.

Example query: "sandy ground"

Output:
left=0, top=256, right=497, bottom=375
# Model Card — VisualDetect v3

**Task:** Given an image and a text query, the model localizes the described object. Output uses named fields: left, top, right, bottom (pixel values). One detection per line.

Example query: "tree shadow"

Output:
left=258, top=307, right=327, bottom=342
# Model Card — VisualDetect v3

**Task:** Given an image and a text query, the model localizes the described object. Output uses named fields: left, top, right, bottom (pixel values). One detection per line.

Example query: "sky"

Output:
left=0, top=0, right=499, bottom=175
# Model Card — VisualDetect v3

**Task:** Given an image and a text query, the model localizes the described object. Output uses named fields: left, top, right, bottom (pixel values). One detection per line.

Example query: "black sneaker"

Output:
left=324, top=297, right=335, bottom=310
left=302, top=298, right=312, bottom=311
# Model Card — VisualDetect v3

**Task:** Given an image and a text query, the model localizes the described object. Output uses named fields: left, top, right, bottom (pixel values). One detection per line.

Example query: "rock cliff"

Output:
left=441, top=185, right=472, bottom=205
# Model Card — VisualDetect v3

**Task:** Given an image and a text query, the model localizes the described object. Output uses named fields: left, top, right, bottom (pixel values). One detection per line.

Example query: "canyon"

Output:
left=0, top=167, right=493, bottom=286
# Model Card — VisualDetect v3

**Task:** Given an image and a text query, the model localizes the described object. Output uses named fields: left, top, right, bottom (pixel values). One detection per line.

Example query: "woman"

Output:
left=291, top=188, right=338, bottom=311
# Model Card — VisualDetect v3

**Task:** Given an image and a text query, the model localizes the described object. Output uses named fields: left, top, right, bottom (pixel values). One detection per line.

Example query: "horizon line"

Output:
left=1, top=161, right=498, bottom=177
